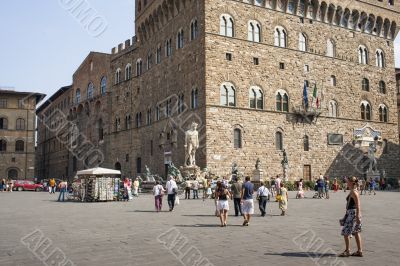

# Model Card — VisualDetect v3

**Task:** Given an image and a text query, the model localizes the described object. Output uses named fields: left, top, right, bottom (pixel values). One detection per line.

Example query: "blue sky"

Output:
left=0, top=1, right=399, bottom=99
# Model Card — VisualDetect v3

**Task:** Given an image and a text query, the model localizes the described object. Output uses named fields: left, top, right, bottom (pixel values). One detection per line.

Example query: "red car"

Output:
left=13, top=180, right=44, bottom=192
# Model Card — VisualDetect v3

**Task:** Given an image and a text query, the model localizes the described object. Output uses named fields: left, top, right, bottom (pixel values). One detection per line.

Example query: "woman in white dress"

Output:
left=215, top=181, right=231, bottom=227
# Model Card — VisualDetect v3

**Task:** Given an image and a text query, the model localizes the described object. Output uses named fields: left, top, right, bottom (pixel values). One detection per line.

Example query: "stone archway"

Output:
left=115, top=162, right=122, bottom=171
left=8, top=169, right=18, bottom=179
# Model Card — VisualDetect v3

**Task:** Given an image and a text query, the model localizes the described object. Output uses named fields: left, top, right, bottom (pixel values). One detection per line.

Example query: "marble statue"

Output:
left=255, top=158, right=261, bottom=170
left=184, top=122, right=199, bottom=166
left=368, top=142, right=377, bottom=172
left=281, top=149, right=288, bottom=165
left=232, top=162, right=238, bottom=176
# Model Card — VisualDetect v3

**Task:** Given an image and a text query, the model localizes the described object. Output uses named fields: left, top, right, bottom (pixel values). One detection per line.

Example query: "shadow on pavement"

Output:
left=175, top=224, right=243, bottom=227
left=264, top=252, right=336, bottom=258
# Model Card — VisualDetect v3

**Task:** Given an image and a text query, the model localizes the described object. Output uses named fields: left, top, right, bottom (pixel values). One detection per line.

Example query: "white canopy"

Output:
left=77, top=167, right=121, bottom=176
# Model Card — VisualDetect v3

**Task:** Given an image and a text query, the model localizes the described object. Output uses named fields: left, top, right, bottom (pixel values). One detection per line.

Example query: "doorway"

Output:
left=303, top=165, right=311, bottom=181
left=8, top=169, right=18, bottom=179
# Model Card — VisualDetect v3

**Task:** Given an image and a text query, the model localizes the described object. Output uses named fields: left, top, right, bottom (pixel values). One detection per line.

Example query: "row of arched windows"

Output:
left=114, top=88, right=199, bottom=132
left=0, top=139, right=25, bottom=152
left=361, top=79, right=386, bottom=94
left=360, top=101, right=388, bottom=122
left=220, top=15, right=387, bottom=67
left=0, top=118, right=25, bottom=130
left=75, top=77, right=107, bottom=104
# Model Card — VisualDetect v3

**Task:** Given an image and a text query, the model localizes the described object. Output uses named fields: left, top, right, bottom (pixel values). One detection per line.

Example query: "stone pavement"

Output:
left=0, top=190, right=399, bottom=266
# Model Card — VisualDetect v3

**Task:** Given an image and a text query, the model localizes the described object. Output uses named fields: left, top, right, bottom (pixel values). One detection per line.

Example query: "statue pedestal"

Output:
left=252, top=169, right=263, bottom=182
left=180, top=165, right=200, bottom=179
left=282, top=164, right=289, bottom=182
left=366, top=170, right=380, bottom=180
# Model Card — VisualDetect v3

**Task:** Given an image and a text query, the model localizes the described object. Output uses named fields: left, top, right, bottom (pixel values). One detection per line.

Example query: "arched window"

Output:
left=125, top=114, right=131, bottom=130
left=358, top=45, right=368, bottom=64
left=275, top=132, right=283, bottom=150
left=328, top=100, right=338, bottom=117
left=147, top=53, right=153, bottom=70
left=379, top=104, right=388, bottom=122
left=0, top=117, right=7, bottom=129
left=191, top=88, right=198, bottom=109
left=115, top=69, right=121, bottom=84
left=100, top=76, right=107, bottom=95
left=360, top=101, right=371, bottom=120
left=299, top=33, right=307, bottom=51
left=276, top=90, right=289, bottom=112
left=376, top=49, right=385, bottom=68
left=331, top=75, right=337, bottom=86
left=136, top=112, right=142, bottom=127
left=177, top=29, right=184, bottom=49
left=248, top=20, right=261, bottom=42
left=362, top=78, right=370, bottom=91
left=15, top=140, right=24, bottom=152
left=249, top=86, right=263, bottom=109
left=178, top=94, right=185, bottom=113
left=190, top=19, right=198, bottom=41
left=0, top=139, right=7, bottom=152
left=115, top=116, right=120, bottom=132
left=125, top=64, right=132, bottom=80
left=379, top=80, right=386, bottom=94
left=234, top=128, right=242, bottom=149
left=156, top=44, right=162, bottom=64
left=97, top=119, right=104, bottom=140
left=274, top=26, right=287, bottom=47
left=76, top=89, right=81, bottom=103
left=16, top=118, right=25, bottom=130
left=165, top=38, right=172, bottom=57
left=136, top=59, right=143, bottom=76
left=220, top=14, right=234, bottom=37
left=87, top=82, right=94, bottom=99
left=326, top=39, right=336, bottom=57
left=220, top=83, right=236, bottom=107
left=303, top=135, right=309, bottom=151
left=147, top=108, right=152, bottom=125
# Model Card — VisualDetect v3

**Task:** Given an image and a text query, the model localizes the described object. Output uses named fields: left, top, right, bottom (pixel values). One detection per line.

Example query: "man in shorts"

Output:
left=241, top=176, right=254, bottom=226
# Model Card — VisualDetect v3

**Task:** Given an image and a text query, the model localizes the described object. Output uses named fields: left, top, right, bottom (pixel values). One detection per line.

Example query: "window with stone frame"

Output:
left=16, top=118, right=25, bottom=130
left=275, top=131, right=283, bottom=150
left=220, top=83, right=236, bottom=107
left=274, top=26, right=287, bottom=47
left=0, top=139, right=7, bottom=152
left=177, top=29, right=184, bottom=49
left=136, top=59, right=143, bottom=76
left=326, top=39, right=336, bottom=57
left=100, top=76, right=107, bottom=95
left=0, top=99, right=7, bottom=108
left=15, top=140, right=24, bottom=152
left=191, top=89, right=198, bottom=109
left=156, top=45, right=162, bottom=64
left=379, top=104, right=388, bottom=122
left=136, top=112, right=142, bottom=127
left=376, top=49, right=385, bottom=68
left=303, top=135, right=309, bottom=151
left=328, top=100, right=338, bottom=117
left=330, top=75, right=337, bottom=86
left=147, top=53, right=153, bottom=70
left=358, top=45, right=369, bottom=65
left=147, top=108, right=152, bottom=125
left=249, top=86, right=263, bottom=109
left=125, top=114, right=131, bottom=130
left=87, top=82, right=94, bottom=99
left=234, top=128, right=242, bottom=149
left=299, top=33, right=307, bottom=51
left=76, top=89, right=81, bottom=103
left=178, top=94, right=185, bottom=113
left=115, top=69, right=121, bottom=84
left=220, top=14, right=234, bottom=37
left=165, top=38, right=172, bottom=57
left=156, top=105, right=161, bottom=121
left=190, top=19, right=198, bottom=41
left=125, top=64, right=132, bottom=80
left=276, top=91, right=289, bottom=112
left=362, top=78, right=370, bottom=91
left=360, top=101, right=371, bottom=120
left=248, top=20, right=261, bottom=42
left=379, top=80, right=386, bottom=94
left=0, top=117, right=8, bottom=130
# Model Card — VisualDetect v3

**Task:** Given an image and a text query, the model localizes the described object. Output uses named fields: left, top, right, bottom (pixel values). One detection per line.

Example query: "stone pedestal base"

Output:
left=367, top=170, right=380, bottom=180
left=180, top=165, right=200, bottom=179
left=252, top=169, right=263, bottom=182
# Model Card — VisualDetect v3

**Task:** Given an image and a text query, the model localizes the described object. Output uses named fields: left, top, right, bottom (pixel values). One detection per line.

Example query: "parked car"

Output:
left=13, top=180, right=44, bottom=192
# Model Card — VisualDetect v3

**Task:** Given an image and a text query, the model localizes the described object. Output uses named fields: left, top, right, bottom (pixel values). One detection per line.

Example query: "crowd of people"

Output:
left=0, top=179, right=14, bottom=192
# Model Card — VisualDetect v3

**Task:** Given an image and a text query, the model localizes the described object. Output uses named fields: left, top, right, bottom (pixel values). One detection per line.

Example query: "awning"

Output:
left=77, top=167, right=121, bottom=176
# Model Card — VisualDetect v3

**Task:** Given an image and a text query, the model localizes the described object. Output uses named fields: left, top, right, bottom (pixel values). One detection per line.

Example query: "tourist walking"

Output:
left=325, top=177, right=330, bottom=199
left=49, top=178, right=56, bottom=194
left=278, top=183, right=288, bottom=216
left=57, top=180, right=68, bottom=202
left=192, top=177, right=199, bottom=199
left=8, top=179, right=13, bottom=192
left=0, top=178, right=4, bottom=192
left=184, top=179, right=191, bottom=199
left=359, top=178, right=366, bottom=195
left=241, top=176, right=254, bottom=226
left=166, top=176, right=178, bottom=211
left=202, top=178, right=208, bottom=200
left=275, top=175, right=281, bottom=197
left=333, top=178, right=339, bottom=192
left=215, top=181, right=231, bottom=227
left=317, top=177, right=325, bottom=198
left=296, top=179, right=304, bottom=199
left=153, top=181, right=165, bottom=212
left=133, top=177, right=140, bottom=197
left=270, top=177, right=276, bottom=198
left=230, top=177, right=243, bottom=217
left=339, top=176, right=363, bottom=257
left=369, top=177, right=376, bottom=195
left=257, top=181, right=270, bottom=217
left=206, top=179, right=212, bottom=199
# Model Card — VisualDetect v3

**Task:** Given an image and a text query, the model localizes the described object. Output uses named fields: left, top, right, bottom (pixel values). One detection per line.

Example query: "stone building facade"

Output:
left=0, top=90, right=45, bottom=179
left=36, top=0, right=400, bottom=181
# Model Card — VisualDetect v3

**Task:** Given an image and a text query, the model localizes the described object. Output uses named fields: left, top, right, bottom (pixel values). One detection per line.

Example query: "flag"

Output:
left=303, top=81, right=309, bottom=111
left=312, top=83, right=318, bottom=109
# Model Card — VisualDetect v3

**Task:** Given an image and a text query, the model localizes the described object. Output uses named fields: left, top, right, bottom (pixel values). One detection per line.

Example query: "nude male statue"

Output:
left=184, top=122, right=199, bottom=166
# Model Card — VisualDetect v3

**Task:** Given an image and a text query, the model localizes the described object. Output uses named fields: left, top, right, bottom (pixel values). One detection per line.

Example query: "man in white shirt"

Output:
left=257, top=181, right=270, bottom=217
left=192, top=178, right=199, bottom=199
left=166, top=176, right=178, bottom=211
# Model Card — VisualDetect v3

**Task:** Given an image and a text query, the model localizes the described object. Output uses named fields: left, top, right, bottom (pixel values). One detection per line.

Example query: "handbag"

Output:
left=175, top=196, right=180, bottom=205
left=276, top=195, right=282, bottom=201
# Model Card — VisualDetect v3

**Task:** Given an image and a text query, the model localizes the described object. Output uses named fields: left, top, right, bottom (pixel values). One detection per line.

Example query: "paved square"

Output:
left=0, top=190, right=399, bottom=266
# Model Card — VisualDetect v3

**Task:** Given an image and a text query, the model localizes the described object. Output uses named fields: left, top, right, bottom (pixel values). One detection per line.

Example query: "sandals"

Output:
left=351, top=251, right=363, bottom=257
left=338, top=250, right=350, bottom=257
